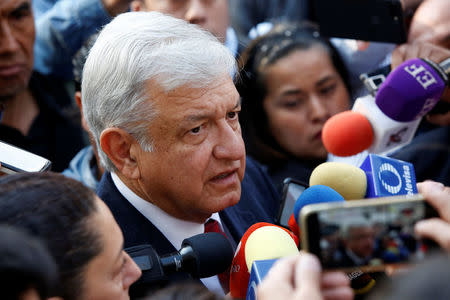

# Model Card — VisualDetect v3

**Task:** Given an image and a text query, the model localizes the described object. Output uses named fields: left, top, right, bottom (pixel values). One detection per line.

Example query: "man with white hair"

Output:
left=82, top=11, right=279, bottom=295
left=341, top=218, right=376, bottom=267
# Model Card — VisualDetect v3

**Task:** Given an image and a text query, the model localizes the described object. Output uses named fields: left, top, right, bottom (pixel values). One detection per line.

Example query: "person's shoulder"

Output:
left=240, top=156, right=280, bottom=217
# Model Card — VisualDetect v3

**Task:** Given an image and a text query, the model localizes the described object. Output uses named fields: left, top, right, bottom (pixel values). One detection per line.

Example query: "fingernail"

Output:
left=299, top=254, right=321, bottom=272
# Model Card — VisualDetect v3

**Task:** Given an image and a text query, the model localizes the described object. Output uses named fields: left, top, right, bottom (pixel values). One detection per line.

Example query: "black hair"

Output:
left=0, top=172, right=102, bottom=300
left=0, top=225, right=57, bottom=300
left=236, top=22, right=351, bottom=166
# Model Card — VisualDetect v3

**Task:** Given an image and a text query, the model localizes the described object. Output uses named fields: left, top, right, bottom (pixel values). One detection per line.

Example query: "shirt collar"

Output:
left=110, top=172, right=222, bottom=250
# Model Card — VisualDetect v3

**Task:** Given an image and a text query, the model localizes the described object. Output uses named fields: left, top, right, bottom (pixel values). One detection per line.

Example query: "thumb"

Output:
left=295, top=252, right=323, bottom=299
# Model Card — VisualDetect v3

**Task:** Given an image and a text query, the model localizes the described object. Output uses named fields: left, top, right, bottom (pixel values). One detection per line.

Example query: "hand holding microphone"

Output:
left=391, top=43, right=450, bottom=126
left=323, top=53, right=450, bottom=157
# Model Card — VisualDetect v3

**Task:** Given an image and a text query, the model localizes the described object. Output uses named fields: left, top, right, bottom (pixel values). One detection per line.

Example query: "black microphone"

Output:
left=160, top=232, right=233, bottom=278
left=126, top=232, right=233, bottom=285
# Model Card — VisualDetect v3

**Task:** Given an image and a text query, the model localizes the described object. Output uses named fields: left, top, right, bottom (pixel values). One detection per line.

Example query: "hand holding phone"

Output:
left=415, top=181, right=450, bottom=252
left=300, top=194, right=439, bottom=273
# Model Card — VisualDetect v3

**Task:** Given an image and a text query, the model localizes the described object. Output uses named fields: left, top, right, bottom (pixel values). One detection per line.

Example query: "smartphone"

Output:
left=277, top=178, right=309, bottom=228
left=309, top=0, right=407, bottom=43
left=0, top=141, right=52, bottom=174
left=300, top=194, right=439, bottom=272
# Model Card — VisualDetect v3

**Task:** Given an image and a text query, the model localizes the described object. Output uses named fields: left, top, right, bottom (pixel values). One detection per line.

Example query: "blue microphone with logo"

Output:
left=360, top=154, right=417, bottom=197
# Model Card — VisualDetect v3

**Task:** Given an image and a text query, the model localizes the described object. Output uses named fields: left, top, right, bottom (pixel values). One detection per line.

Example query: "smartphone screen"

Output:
left=0, top=141, right=52, bottom=173
left=277, top=178, right=309, bottom=228
left=301, top=195, right=439, bottom=272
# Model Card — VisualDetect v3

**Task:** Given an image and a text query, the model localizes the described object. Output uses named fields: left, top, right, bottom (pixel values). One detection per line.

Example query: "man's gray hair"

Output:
left=82, top=11, right=237, bottom=171
left=341, top=217, right=372, bottom=239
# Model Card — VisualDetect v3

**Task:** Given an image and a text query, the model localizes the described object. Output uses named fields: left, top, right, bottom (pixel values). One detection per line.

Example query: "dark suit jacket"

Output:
left=97, top=156, right=279, bottom=296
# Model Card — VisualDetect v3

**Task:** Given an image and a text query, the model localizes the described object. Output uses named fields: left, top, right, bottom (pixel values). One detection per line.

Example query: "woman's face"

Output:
left=81, top=197, right=142, bottom=300
left=262, top=46, right=350, bottom=159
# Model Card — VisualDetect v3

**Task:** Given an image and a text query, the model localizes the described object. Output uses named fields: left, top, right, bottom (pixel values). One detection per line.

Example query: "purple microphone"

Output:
left=376, top=58, right=448, bottom=122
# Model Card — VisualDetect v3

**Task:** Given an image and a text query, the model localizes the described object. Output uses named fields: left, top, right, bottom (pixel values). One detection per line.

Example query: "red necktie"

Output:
left=204, top=219, right=230, bottom=294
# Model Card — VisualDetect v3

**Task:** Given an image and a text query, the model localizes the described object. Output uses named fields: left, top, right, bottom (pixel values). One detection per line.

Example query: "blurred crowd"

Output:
left=0, top=0, right=449, bottom=299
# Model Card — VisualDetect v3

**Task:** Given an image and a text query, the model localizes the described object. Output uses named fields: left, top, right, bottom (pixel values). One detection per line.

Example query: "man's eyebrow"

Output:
left=185, top=113, right=211, bottom=123
left=184, top=98, right=241, bottom=123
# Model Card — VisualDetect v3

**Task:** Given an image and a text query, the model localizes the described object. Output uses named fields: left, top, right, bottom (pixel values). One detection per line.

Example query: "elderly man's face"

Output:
left=140, top=0, right=229, bottom=43
left=346, top=226, right=375, bottom=259
left=0, top=0, right=34, bottom=100
left=133, top=75, right=245, bottom=222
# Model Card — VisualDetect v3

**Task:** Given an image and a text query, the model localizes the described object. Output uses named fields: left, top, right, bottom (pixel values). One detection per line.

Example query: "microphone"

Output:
left=360, top=154, right=417, bottom=197
left=323, top=57, right=449, bottom=156
left=229, top=223, right=298, bottom=299
left=287, top=185, right=344, bottom=240
left=127, top=232, right=233, bottom=285
left=309, top=162, right=367, bottom=200
left=352, top=95, right=422, bottom=155
left=293, top=185, right=345, bottom=224
left=322, top=111, right=374, bottom=157
left=376, top=58, right=448, bottom=122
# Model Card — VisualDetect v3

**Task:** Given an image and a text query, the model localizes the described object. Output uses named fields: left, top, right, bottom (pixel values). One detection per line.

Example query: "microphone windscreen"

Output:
left=322, top=111, right=374, bottom=156
left=181, top=232, right=234, bottom=278
left=376, top=58, right=446, bottom=122
left=229, top=223, right=297, bottom=299
left=309, top=162, right=367, bottom=200
left=293, top=185, right=344, bottom=223
left=244, top=226, right=298, bottom=271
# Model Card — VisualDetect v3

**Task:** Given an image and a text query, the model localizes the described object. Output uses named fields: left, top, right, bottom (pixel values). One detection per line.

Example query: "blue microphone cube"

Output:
left=360, top=154, right=417, bottom=198
left=246, top=259, right=277, bottom=300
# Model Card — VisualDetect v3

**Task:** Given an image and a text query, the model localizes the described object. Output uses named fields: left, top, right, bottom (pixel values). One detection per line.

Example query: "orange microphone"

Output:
left=322, top=111, right=374, bottom=157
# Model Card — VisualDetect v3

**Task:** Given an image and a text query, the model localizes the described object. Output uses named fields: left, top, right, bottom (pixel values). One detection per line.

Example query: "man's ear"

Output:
left=130, top=0, right=145, bottom=11
left=100, top=128, right=140, bottom=179
left=75, top=91, right=90, bottom=132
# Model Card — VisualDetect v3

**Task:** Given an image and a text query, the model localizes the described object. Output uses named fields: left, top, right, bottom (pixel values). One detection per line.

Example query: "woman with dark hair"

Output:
left=0, top=172, right=142, bottom=300
left=237, top=22, right=352, bottom=189
left=0, top=225, right=57, bottom=300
